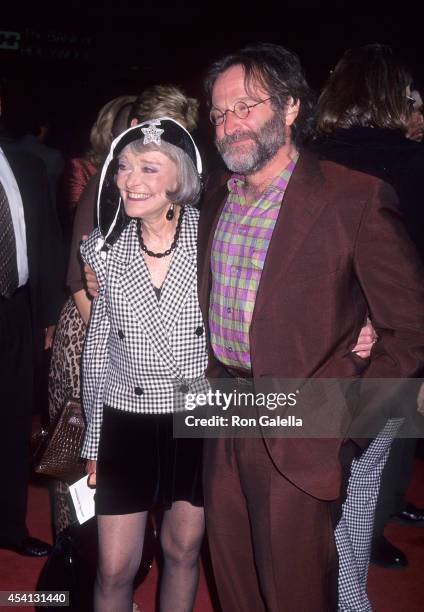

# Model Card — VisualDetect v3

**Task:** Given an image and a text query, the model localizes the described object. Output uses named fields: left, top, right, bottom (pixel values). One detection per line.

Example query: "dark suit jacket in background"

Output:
left=311, top=127, right=424, bottom=261
left=15, top=134, right=65, bottom=208
left=0, top=141, right=65, bottom=542
left=197, top=151, right=424, bottom=501
left=1, top=140, right=65, bottom=329
left=312, top=126, right=424, bottom=534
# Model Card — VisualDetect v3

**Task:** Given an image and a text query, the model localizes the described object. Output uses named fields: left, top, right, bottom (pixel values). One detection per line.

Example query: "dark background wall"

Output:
left=1, top=6, right=422, bottom=160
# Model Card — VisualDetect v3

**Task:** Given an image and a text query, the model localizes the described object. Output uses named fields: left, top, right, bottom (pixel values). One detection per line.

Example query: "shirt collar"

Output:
left=227, top=152, right=299, bottom=198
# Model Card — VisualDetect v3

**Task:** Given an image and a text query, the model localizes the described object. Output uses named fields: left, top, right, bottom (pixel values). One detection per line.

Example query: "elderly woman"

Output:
left=81, top=118, right=207, bottom=612
left=50, top=88, right=199, bottom=538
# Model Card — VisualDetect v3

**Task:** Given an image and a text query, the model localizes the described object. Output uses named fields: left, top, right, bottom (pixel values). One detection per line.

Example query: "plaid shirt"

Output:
left=209, top=155, right=298, bottom=370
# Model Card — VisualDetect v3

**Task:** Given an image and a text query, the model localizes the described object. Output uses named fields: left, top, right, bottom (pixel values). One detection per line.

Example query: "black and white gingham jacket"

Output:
left=80, top=205, right=208, bottom=460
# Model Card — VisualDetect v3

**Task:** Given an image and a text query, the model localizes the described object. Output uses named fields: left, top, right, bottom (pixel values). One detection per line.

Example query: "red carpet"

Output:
left=1, top=460, right=423, bottom=611
left=367, top=456, right=424, bottom=612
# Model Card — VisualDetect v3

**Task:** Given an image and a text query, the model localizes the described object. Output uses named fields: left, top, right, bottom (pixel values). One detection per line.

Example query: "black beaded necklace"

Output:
left=137, top=206, right=184, bottom=258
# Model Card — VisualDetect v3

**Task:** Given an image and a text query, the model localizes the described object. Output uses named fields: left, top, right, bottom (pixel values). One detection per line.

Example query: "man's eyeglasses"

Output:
left=209, top=97, right=273, bottom=126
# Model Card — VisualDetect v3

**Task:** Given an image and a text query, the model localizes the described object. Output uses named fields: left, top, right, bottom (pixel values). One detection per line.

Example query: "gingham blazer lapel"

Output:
left=112, top=222, right=182, bottom=379
left=159, top=207, right=197, bottom=335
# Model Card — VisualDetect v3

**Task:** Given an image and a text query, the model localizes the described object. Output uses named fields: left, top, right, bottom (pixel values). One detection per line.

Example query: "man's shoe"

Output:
left=390, top=503, right=424, bottom=526
left=0, top=536, right=52, bottom=557
left=370, top=536, right=408, bottom=569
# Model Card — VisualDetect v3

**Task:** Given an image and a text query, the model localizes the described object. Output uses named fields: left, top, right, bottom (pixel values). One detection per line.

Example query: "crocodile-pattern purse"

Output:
left=35, top=398, right=86, bottom=483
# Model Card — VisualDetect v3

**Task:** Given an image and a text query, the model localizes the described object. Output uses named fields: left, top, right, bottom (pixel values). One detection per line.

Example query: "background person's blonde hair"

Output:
left=130, top=85, right=199, bottom=132
left=87, top=95, right=136, bottom=167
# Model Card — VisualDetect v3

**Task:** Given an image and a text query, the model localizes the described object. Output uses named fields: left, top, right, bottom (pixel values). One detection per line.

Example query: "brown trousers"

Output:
left=203, top=437, right=338, bottom=612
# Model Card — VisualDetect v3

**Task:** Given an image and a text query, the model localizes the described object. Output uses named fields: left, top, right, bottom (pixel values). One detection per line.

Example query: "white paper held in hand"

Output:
left=69, top=475, right=95, bottom=524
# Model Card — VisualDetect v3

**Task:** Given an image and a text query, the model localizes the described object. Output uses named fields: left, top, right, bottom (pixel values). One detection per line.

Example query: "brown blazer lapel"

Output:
left=252, top=152, right=330, bottom=318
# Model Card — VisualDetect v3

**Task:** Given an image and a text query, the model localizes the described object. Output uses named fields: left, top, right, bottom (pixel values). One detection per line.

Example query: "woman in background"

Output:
left=59, top=95, right=136, bottom=236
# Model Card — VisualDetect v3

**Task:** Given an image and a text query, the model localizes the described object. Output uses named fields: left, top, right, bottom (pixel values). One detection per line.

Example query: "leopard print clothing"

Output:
left=48, top=297, right=86, bottom=536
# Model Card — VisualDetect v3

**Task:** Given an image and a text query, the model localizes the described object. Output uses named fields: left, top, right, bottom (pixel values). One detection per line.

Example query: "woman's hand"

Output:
left=351, top=318, right=377, bottom=359
left=86, top=459, right=97, bottom=487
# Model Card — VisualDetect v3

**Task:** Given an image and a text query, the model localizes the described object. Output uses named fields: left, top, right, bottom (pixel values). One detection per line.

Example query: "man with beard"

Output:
left=83, top=44, right=424, bottom=611
left=196, top=43, right=424, bottom=611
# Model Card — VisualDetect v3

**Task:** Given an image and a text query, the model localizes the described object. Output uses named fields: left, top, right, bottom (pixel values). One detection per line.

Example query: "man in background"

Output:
left=0, top=79, right=65, bottom=556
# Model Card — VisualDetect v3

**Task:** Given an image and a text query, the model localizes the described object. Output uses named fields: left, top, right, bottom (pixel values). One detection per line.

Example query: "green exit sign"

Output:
left=0, top=29, right=92, bottom=61
left=0, top=31, right=21, bottom=51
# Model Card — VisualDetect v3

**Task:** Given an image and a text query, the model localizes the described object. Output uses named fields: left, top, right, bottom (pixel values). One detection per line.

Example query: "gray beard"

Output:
left=215, top=113, right=286, bottom=175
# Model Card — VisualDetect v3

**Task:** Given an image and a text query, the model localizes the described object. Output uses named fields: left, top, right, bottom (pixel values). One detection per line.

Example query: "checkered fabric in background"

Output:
left=336, top=418, right=403, bottom=611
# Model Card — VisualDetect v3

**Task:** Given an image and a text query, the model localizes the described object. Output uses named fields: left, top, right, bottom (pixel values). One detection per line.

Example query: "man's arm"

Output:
left=355, top=180, right=424, bottom=378
left=84, top=261, right=99, bottom=298
left=352, top=180, right=424, bottom=434
left=66, top=174, right=98, bottom=294
left=73, top=288, right=91, bottom=325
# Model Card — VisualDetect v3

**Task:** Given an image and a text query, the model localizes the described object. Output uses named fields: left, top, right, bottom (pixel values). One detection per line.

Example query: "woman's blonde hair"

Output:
left=129, top=85, right=199, bottom=132
left=87, top=95, right=136, bottom=167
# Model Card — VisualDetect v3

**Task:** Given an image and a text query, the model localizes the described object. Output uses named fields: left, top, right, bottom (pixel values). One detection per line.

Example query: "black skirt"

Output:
left=96, top=405, right=203, bottom=515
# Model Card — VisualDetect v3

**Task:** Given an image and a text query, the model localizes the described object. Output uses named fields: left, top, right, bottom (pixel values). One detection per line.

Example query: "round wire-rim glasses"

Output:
left=209, top=97, right=273, bottom=126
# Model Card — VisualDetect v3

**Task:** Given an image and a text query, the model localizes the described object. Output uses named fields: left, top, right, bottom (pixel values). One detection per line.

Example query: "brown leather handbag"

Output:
left=34, top=398, right=86, bottom=483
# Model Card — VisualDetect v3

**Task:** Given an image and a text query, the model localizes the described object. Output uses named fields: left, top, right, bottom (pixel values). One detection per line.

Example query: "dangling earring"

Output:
left=166, top=203, right=174, bottom=221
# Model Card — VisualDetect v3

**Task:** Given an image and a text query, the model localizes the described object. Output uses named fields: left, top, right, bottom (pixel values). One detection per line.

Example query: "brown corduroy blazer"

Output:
left=197, top=151, right=424, bottom=500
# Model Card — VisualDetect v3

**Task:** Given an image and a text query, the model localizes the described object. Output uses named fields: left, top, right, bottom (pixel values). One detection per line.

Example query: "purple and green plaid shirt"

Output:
left=209, top=155, right=298, bottom=370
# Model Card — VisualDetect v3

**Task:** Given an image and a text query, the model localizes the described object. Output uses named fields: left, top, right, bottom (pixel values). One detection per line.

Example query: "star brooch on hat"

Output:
left=141, top=123, right=164, bottom=145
